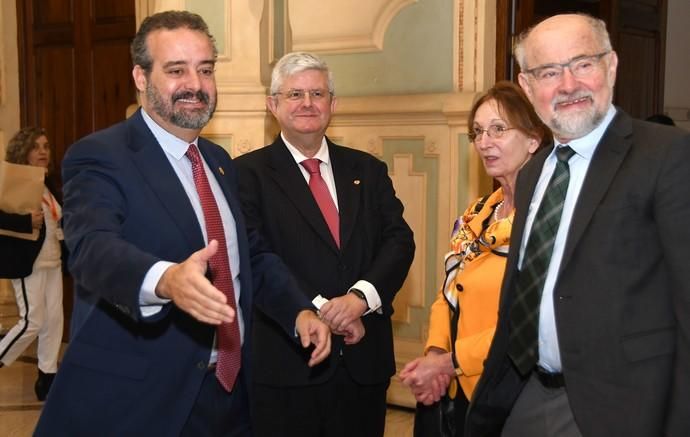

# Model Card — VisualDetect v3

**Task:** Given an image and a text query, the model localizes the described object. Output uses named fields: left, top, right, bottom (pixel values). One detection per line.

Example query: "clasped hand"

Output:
left=399, top=349, right=455, bottom=405
left=319, top=293, right=368, bottom=345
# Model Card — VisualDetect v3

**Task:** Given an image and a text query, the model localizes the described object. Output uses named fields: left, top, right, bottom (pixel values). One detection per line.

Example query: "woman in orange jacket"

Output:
left=400, top=81, right=551, bottom=435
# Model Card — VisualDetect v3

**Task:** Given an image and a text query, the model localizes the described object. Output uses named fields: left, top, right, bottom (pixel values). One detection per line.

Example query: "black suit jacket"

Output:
left=467, top=109, right=690, bottom=437
left=35, top=110, right=313, bottom=436
left=235, top=136, right=414, bottom=386
left=0, top=211, right=45, bottom=279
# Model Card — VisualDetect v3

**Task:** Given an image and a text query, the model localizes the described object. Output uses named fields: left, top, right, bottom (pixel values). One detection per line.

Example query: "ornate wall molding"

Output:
left=289, top=0, right=417, bottom=54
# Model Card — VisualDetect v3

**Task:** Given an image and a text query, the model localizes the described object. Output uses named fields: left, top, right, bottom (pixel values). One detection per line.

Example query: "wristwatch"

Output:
left=349, top=288, right=369, bottom=308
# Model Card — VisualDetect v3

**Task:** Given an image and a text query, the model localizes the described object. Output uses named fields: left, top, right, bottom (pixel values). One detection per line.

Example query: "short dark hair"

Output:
left=468, top=81, right=552, bottom=150
left=5, top=127, right=47, bottom=165
left=130, top=10, right=217, bottom=73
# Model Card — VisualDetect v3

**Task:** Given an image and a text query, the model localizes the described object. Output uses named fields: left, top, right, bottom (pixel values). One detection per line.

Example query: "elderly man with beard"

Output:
left=35, top=11, right=331, bottom=437
left=466, top=13, right=690, bottom=437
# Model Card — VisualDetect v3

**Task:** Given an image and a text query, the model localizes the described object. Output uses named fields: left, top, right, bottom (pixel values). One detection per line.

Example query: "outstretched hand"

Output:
left=296, top=309, right=332, bottom=367
left=155, top=240, right=235, bottom=325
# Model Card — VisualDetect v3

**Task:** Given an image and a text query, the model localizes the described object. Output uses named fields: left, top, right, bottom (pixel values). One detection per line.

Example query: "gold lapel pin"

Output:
left=353, top=179, right=361, bottom=185
left=219, top=167, right=225, bottom=175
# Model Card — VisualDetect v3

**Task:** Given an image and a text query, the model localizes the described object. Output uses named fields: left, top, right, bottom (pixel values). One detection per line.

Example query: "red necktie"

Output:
left=186, top=144, right=241, bottom=392
left=301, top=158, right=340, bottom=247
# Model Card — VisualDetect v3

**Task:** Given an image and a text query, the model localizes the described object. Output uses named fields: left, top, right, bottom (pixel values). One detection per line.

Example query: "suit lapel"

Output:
left=127, top=111, right=204, bottom=254
left=266, top=138, right=340, bottom=253
left=329, top=140, right=360, bottom=251
left=559, top=111, right=632, bottom=272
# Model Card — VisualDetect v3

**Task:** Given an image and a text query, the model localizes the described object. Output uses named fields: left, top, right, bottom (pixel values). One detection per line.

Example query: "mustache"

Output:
left=172, top=90, right=210, bottom=105
left=552, top=90, right=593, bottom=107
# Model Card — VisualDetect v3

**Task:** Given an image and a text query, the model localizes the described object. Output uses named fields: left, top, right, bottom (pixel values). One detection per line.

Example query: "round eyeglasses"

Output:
left=468, top=125, right=515, bottom=142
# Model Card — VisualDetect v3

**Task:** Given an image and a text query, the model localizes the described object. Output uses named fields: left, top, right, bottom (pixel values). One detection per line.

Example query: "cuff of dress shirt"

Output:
left=139, top=260, right=174, bottom=317
left=349, top=280, right=381, bottom=315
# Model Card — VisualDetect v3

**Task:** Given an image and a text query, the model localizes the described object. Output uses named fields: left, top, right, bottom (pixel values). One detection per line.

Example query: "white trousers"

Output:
left=0, top=266, right=64, bottom=372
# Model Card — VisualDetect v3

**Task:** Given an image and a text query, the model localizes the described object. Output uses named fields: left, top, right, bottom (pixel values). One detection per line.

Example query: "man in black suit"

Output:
left=466, top=13, right=690, bottom=437
left=235, top=52, right=415, bottom=437
left=35, top=12, right=330, bottom=437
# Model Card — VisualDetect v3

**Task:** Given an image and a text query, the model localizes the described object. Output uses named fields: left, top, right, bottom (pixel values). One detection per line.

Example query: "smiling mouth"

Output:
left=555, top=96, right=591, bottom=109
left=173, top=90, right=209, bottom=107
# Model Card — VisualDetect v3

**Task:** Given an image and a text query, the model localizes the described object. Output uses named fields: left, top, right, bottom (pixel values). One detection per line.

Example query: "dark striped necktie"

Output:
left=508, top=145, right=576, bottom=375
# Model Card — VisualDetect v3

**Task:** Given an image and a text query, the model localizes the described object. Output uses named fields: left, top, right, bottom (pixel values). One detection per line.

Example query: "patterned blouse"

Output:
left=425, top=188, right=513, bottom=400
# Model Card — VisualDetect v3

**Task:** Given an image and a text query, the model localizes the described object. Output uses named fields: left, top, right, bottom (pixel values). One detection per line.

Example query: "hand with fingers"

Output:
left=295, top=310, right=332, bottom=367
left=319, top=293, right=367, bottom=333
left=399, top=349, right=455, bottom=405
left=155, top=240, right=235, bottom=325
left=333, top=317, right=366, bottom=345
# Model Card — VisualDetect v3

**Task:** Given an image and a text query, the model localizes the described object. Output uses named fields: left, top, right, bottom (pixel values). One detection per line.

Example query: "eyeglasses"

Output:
left=523, top=51, right=611, bottom=84
left=468, top=124, right=515, bottom=142
left=272, top=89, right=332, bottom=101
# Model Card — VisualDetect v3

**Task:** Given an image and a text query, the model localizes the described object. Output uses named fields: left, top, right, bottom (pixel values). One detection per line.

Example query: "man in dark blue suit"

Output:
left=35, top=11, right=330, bottom=437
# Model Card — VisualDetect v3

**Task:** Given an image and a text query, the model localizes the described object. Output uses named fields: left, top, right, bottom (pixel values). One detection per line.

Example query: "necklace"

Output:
left=493, top=200, right=505, bottom=222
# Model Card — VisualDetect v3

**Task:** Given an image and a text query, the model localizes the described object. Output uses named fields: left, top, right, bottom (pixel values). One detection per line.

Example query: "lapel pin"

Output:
left=353, top=179, right=360, bottom=185
left=219, top=167, right=225, bottom=175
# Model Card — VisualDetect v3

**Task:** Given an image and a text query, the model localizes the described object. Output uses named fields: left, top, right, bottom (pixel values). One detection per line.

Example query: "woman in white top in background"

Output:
left=0, top=127, right=64, bottom=401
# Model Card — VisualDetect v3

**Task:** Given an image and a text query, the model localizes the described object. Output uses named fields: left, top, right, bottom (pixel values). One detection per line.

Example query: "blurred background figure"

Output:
left=0, top=127, right=64, bottom=401
left=400, top=81, right=550, bottom=436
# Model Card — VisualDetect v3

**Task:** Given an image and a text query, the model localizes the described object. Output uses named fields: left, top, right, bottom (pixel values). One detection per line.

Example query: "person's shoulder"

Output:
left=65, top=117, right=133, bottom=162
left=328, top=140, right=385, bottom=168
left=633, top=117, right=689, bottom=143
left=233, top=141, right=280, bottom=169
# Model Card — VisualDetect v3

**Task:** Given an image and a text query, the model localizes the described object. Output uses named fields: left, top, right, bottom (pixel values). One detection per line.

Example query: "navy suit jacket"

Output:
left=35, top=110, right=312, bottom=436
left=467, top=109, right=690, bottom=437
left=235, top=137, right=414, bottom=387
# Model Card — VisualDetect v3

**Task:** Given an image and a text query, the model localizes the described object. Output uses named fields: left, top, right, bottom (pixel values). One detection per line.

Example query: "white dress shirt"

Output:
left=137, top=109, right=245, bottom=352
left=519, top=105, right=616, bottom=372
left=282, top=134, right=382, bottom=314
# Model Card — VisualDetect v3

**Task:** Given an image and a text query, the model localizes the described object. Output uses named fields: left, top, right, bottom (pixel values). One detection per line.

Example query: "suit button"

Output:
left=456, top=283, right=463, bottom=292
left=197, top=361, right=206, bottom=370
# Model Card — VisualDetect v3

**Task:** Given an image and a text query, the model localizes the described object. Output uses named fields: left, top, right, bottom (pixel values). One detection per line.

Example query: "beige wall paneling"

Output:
left=0, top=1, right=20, bottom=322
left=459, top=0, right=496, bottom=92
left=0, top=0, right=20, bottom=157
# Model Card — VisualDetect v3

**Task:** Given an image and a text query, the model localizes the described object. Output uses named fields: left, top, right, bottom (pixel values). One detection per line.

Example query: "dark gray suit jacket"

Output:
left=467, top=109, right=690, bottom=437
left=235, top=136, right=414, bottom=387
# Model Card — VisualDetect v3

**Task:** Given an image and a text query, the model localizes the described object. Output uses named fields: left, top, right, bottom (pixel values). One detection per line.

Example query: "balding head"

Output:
left=514, top=13, right=618, bottom=142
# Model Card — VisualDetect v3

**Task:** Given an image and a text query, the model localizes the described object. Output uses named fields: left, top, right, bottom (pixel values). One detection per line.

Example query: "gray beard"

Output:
left=550, top=106, right=606, bottom=140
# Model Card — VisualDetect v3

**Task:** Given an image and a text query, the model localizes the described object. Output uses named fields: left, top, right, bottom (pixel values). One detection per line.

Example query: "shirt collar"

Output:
left=281, top=133, right=330, bottom=166
left=553, top=104, right=617, bottom=160
left=141, top=108, right=198, bottom=160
